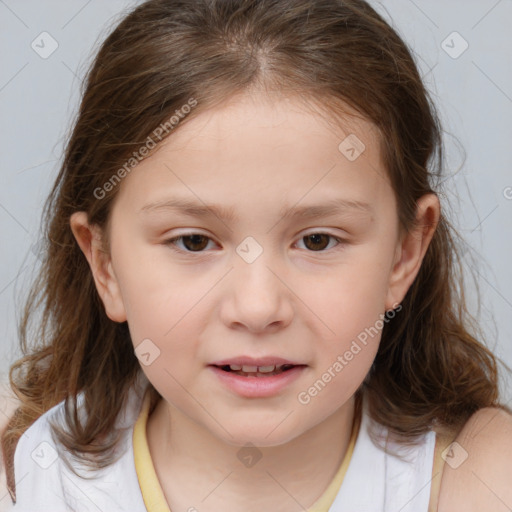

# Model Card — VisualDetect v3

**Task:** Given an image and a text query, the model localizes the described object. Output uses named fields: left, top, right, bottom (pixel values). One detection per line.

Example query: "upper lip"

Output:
left=210, top=356, right=305, bottom=367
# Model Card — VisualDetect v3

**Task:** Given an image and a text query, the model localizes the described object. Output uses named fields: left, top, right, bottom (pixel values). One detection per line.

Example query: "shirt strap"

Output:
left=427, top=426, right=459, bottom=512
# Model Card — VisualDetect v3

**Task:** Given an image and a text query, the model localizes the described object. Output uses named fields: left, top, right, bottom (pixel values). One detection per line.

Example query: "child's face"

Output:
left=82, top=93, right=427, bottom=446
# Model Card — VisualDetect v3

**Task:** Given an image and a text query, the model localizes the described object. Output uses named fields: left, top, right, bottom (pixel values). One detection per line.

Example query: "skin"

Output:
left=71, top=92, right=442, bottom=511
left=437, top=407, right=512, bottom=511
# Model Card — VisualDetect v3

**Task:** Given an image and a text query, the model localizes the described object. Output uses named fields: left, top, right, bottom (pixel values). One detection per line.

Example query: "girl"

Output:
left=2, top=0, right=512, bottom=510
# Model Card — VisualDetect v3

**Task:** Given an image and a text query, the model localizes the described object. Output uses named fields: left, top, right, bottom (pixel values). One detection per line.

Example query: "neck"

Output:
left=146, top=393, right=359, bottom=512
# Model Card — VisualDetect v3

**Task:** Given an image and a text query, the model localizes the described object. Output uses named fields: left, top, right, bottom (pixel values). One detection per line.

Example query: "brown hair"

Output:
left=2, top=0, right=510, bottom=501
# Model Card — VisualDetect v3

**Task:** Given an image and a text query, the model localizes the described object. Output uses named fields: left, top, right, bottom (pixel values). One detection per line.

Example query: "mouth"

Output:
left=208, top=363, right=307, bottom=398
left=213, top=363, right=302, bottom=377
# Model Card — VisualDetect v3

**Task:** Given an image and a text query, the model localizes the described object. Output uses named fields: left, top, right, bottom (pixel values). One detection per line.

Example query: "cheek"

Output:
left=298, top=277, right=385, bottom=411
left=111, top=239, right=206, bottom=334
left=296, top=249, right=392, bottom=392
left=301, top=253, right=393, bottom=341
left=310, top=289, right=382, bottom=391
left=121, top=280, right=206, bottom=405
left=112, top=247, right=223, bottom=383
left=121, top=272, right=208, bottom=353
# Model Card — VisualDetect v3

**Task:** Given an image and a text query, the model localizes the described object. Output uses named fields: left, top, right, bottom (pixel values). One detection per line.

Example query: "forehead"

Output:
left=160, top=92, right=381, bottom=158
left=112, top=92, right=391, bottom=217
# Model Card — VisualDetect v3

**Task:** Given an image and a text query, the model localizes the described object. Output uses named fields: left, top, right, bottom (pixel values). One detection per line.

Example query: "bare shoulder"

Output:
left=438, top=406, right=512, bottom=512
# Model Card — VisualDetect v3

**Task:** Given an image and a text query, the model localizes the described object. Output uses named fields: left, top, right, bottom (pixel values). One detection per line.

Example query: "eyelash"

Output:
left=163, top=232, right=346, bottom=254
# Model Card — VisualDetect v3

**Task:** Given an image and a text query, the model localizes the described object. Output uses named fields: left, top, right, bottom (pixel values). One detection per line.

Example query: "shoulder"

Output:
left=12, top=383, right=149, bottom=511
left=438, top=406, right=512, bottom=512
left=11, top=400, right=68, bottom=509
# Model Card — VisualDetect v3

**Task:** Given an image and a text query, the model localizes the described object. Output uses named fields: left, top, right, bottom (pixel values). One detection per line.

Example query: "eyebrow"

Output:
left=139, top=196, right=373, bottom=222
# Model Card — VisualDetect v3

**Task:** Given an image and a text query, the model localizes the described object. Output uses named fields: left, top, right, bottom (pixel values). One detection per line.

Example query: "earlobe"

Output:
left=69, top=211, right=127, bottom=323
left=385, top=194, right=440, bottom=309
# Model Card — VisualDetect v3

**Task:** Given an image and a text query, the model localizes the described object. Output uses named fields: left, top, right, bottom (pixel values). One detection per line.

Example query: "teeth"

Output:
left=257, top=365, right=276, bottom=373
left=228, top=364, right=284, bottom=373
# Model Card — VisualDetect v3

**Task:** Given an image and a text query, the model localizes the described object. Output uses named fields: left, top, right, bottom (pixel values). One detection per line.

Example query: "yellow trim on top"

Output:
left=133, top=389, right=361, bottom=512
left=307, top=402, right=361, bottom=512
left=133, top=390, right=172, bottom=512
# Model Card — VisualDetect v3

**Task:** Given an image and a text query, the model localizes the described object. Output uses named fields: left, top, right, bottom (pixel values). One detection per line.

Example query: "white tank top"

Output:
left=11, top=375, right=436, bottom=512
left=330, top=399, right=436, bottom=511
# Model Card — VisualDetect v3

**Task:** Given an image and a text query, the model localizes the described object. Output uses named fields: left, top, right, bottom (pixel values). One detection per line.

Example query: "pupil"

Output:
left=305, top=234, right=329, bottom=251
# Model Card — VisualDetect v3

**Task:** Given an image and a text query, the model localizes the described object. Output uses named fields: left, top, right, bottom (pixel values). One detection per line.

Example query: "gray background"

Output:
left=1, top=0, right=511, bottom=401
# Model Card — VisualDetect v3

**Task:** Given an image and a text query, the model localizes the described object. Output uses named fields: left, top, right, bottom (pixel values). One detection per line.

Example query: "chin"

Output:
left=215, top=422, right=303, bottom=448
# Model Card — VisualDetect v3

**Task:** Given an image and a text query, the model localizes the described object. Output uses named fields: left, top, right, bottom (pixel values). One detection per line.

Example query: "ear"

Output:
left=69, top=211, right=127, bottom=323
left=385, top=194, right=440, bottom=309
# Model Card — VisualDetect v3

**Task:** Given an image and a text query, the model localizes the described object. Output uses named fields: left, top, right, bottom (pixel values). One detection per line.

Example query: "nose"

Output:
left=219, top=249, right=294, bottom=334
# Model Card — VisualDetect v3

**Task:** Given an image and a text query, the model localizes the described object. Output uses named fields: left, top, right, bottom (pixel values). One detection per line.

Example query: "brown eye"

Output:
left=166, top=234, right=213, bottom=252
left=182, top=235, right=210, bottom=251
left=297, top=233, right=342, bottom=252
left=303, top=234, right=330, bottom=251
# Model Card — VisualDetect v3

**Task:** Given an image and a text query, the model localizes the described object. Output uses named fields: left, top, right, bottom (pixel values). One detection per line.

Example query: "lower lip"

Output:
left=208, top=365, right=307, bottom=398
